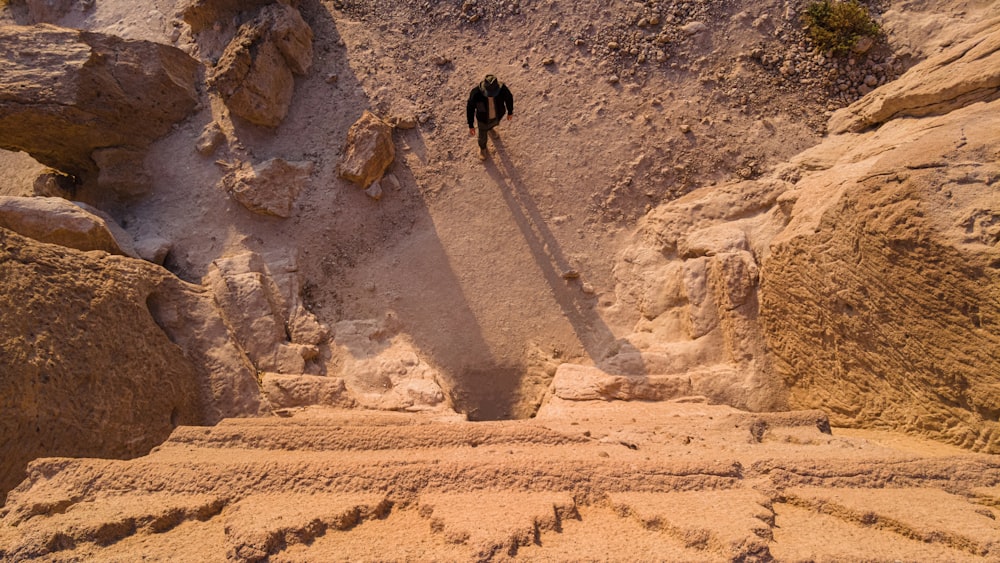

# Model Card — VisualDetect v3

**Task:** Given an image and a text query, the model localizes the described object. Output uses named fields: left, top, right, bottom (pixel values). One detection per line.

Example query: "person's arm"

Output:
left=466, top=90, right=477, bottom=134
left=504, top=88, right=514, bottom=120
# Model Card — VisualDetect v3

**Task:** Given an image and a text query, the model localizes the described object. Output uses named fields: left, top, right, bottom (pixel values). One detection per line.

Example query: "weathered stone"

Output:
left=91, top=147, right=152, bottom=199
left=31, top=169, right=76, bottom=198
left=331, top=318, right=449, bottom=412
left=196, top=123, right=227, bottom=156
left=134, top=236, right=172, bottom=265
left=180, top=0, right=289, bottom=34
left=209, top=3, right=313, bottom=127
left=364, top=180, right=383, bottom=201
left=0, top=195, right=132, bottom=256
left=221, top=158, right=313, bottom=218
left=338, top=111, right=395, bottom=189
left=0, top=25, right=200, bottom=188
left=0, top=228, right=259, bottom=502
left=829, top=23, right=1000, bottom=133
left=261, top=374, right=353, bottom=409
left=207, top=251, right=326, bottom=376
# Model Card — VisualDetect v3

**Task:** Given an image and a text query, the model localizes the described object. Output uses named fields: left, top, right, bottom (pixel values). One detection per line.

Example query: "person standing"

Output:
left=467, top=74, right=514, bottom=160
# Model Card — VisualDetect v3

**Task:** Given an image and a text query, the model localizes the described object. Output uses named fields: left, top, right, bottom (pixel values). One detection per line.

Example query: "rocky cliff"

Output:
left=0, top=228, right=260, bottom=503
left=610, top=18, right=1000, bottom=452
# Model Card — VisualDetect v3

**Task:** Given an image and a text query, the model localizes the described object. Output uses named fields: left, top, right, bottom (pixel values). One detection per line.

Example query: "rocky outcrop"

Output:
left=607, top=22, right=1000, bottom=451
left=2, top=404, right=999, bottom=561
left=21, top=0, right=92, bottom=24
left=0, top=228, right=259, bottom=503
left=762, top=95, right=1000, bottom=452
left=829, top=19, right=1000, bottom=133
left=331, top=317, right=451, bottom=413
left=0, top=196, right=135, bottom=256
left=206, top=251, right=327, bottom=377
left=338, top=111, right=396, bottom=189
left=180, top=0, right=285, bottom=34
left=208, top=3, right=313, bottom=127
left=0, top=25, right=200, bottom=196
left=219, top=158, right=313, bottom=217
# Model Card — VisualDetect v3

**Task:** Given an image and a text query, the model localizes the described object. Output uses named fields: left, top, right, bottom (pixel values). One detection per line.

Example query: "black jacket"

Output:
left=466, top=83, right=514, bottom=128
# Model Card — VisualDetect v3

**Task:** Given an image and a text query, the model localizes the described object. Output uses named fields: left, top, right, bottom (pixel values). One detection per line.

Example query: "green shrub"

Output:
left=802, top=0, right=881, bottom=55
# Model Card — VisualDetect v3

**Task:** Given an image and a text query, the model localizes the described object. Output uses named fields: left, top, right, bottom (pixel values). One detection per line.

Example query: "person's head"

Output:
left=481, top=74, right=501, bottom=97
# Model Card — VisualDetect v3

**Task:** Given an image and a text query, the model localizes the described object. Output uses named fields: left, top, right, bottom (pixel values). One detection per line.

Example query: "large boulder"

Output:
left=338, top=111, right=396, bottom=189
left=208, top=3, right=313, bottom=127
left=0, top=25, right=200, bottom=196
left=0, top=195, right=135, bottom=256
left=220, top=158, right=314, bottom=218
left=0, top=228, right=260, bottom=503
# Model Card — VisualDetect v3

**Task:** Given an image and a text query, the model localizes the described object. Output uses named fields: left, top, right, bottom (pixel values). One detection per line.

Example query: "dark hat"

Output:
left=482, top=74, right=501, bottom=96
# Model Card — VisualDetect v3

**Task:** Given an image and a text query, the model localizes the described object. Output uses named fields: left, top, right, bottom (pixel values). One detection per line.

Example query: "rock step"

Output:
left=166, top=418, right=590, bottom=451
left=3, top=404, right=1000, bottom=561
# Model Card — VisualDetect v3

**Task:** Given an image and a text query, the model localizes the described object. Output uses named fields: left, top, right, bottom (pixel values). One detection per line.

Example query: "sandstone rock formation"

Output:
left=829, top=19, right=1000, bottom=133
left=208, top=3, right=313, bottom=127
left=21, top=0, right=91, bottom=24
left=338, top=110, right=396, bottom=189
left=1, top=403, right=998, bottom=561
left=608, top=22, right=1000, bottom=452
left=0, top=228, right=259, bottom=504
left=180, top=0, right=285, bottom=34
left=0, top=195, right=135, bottom=256
left=0, top=25, right=200, bottom=196
left=206, top=251, right=327, bottom=377
left=330, top=317, right=451, bottom=413
left=219, top=157, right=313, bottom=217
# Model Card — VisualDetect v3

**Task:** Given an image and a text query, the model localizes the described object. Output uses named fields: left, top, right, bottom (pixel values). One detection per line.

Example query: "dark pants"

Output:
left=477, top=118, right=501, bottom=150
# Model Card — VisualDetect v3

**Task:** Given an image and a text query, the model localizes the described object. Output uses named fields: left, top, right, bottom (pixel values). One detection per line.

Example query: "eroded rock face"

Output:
left=763, top=95, right=1000, bottom=451
left=338, top=111, right=395, bottom=189
left=206, top=251, right=327, bottom=377
left=209, top=3, right=313, bottom=127
left=180, top=0, right=286, bottom=34
left=0, top=228, right=259, bottom=503
left=0, top=25, right=199, bottom=196
left=829, top=21, right=1000, bottom=133
left=607, top=23, right=1000, bottom=451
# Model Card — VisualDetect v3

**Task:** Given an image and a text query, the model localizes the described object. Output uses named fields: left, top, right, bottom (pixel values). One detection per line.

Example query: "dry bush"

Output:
left=802, top=0, right=881, bottom=55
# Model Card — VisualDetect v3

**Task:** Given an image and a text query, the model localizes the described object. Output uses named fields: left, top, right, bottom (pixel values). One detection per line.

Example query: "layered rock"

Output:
left=208, top=3, right=313, bottom=127
left=0, top=25, right=200, bottom=195
left=0, top=228, right=259, bottom=503
left=605, top=23, right=1000, bottom=451
left=338, top=111, right=396, bottom=189
left=180, top=0, right=288, bottom=34
left=829, top=20, right=1000, bottom=133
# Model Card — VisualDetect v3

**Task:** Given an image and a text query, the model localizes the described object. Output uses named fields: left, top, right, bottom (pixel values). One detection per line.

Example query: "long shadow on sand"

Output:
left=485, top=135, right=625, bottom=370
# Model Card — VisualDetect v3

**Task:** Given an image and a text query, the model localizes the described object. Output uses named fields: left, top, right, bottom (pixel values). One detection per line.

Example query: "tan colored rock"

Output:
left=829, top=19, right=1000, bottom=133
left=0, top=195, right=133, bottom=256
left=180, top=0, right=287, bottom=34
left=134, top=236, right=172, bottom=265
left=331, top=318, right=450, bottom=412
left=260, top=374, right=353, bottom=410
left=195, top=122, right=227, bottom=156
left=763, top=96, right=1000, bottom=452
left=220, top=158, right=314, bottom=218
left=24, top=0, right=82, bottom=24
left=0, top=228, right=259, bottom=503
left=0, top=25, right=200, bottom=190
left=338, top=111, right=395, bottom=189
left=209, top=3, right=313, bottom=127
left=206, top=251, right=326, bottom=376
